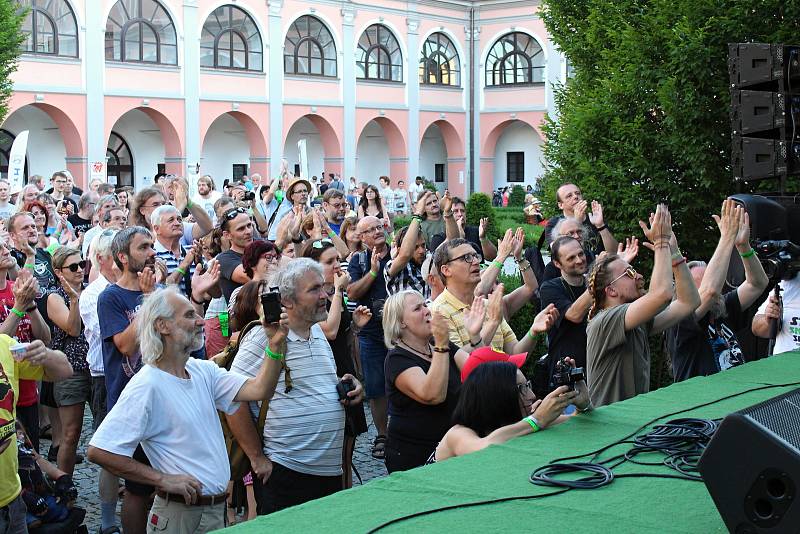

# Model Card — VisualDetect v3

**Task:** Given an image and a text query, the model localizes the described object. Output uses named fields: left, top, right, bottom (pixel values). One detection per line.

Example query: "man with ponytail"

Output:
left=585, top=204, right=700, bottom=407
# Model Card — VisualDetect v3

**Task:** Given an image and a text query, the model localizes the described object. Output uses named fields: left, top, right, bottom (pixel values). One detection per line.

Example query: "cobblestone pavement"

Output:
left=47, top=405, right=387, bottom=531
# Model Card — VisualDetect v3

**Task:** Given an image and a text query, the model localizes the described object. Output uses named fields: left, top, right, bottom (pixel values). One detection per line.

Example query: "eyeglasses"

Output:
left=292, top=188, right=308, bottom=195
left=447, top=252, right=481, bottom=265
left=260, top=251, right=279, bottom=262
left=608, top=266, right=638, bottom=286
left=312, top=238, right=334, bottom=249
left=516, top=380, right=533, bottom=395
left=62, top=260, right=87, bottom=272
left=364, top=225, right=384, bottom=234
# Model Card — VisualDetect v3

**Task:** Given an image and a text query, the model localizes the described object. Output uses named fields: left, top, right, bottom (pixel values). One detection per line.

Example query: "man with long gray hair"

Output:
left=88, top=287, right=285, bottom=533
left=228, top=258, right=364, bottom=514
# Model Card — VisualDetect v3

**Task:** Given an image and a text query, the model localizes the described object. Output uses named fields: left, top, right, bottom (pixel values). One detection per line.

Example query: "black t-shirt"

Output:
left=216, top=249, right=243, bottom=303
left=67, top=214, right=93, bottom=236
left=666, top=290, right=747, bottom=382
left=385, top=343, right=461, bottom=448
left=540, top=277, right=588, bottom=370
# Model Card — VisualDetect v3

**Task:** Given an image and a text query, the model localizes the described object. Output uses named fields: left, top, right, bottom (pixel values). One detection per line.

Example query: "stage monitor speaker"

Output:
left=698, top=388, right=800, bottom=533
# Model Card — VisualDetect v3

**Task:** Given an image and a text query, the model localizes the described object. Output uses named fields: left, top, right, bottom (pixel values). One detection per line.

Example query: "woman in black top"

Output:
left=357, top=185, right=387, bottom=222
left=303, top=239, right=371, bottom=488
left=381, top=289, right=487, bottom=472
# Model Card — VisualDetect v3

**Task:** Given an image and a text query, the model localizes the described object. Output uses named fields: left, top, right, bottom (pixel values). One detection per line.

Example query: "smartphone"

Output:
left=261, top=290, right=282, bottom=323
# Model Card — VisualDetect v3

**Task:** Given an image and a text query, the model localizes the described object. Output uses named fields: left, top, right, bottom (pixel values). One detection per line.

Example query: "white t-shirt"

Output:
left=79, top=274, right=110, bottom=377
left=89, top=358, right=247, bottom=495
left=231, top=324, right=345, bottom=476
left=408, top=182, right=424, bottom=203
left=393, top=188, right=409, bottom=212
left=192, top=191, right=221, bottom=225
left=757, top=274, right=800, bottom=355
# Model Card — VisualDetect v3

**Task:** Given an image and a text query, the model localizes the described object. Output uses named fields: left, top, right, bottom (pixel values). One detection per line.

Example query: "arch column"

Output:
left=183, top=2, right=201, bottom=174
left=342, top=8, right=357, bottom=179
left=268, top=0, right=284, bottom=176
left=406, top=17, right=420, bottom=181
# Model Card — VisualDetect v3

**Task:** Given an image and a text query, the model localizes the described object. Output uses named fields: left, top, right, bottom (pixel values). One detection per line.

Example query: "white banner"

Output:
left=297, top=139, right=309, bottom=180
left=8, top=130, right=28, bottom=193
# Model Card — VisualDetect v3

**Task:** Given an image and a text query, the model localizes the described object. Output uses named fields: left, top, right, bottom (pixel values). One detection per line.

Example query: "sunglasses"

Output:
left=62, top=260, right=87, bottom=272
left=609, top=266, right=638, bottom=286
left=447, top=252, right=481, bottom=265
left=311, top=238, right=334, bottom=249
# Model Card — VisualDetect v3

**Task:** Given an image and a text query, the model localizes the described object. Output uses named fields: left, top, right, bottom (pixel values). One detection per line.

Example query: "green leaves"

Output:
left=541, top=0, right=800, bottom=260
left=0, top=3, right=25, bottom=125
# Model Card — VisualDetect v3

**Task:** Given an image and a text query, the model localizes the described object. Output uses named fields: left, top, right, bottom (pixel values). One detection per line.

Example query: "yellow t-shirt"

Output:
left=431, top=289, right=517, bottom=351
left=0, top=334, right=44, bottom=507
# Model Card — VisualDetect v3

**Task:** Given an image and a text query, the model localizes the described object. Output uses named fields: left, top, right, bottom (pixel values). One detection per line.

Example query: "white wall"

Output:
left=200, top=113, right=252, bottom=188
left=493, top=121, right=544, bottom=189
left=283, top=117, right=325, bottom=180
left=1, top=105, right=66, bottom=180
left=111, top=109, right=166, bottom=190
left=355, top=120, right=389, bottom=185
left=419, top=123, right=447, bottom=192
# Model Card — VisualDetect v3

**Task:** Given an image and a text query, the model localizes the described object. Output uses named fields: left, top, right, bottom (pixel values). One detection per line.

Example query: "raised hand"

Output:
left=440, top=190, right=453, bottom=213
left=265, top=310, right=290, bottom=357
left=172, top=180, right=189, bottom=212
left=531, top=385, right=578, bottom=429
left=414, top=191, right=431, bottom=216
left=638, top=203, right=672, bottom=248
left=512, top=227, right=525, bottom=261
left=369, top=246, right=381, bottom=274
left=530, top=303, right=559, bottom=334
left=138, top=267, right=156, bottom=294
left=191, top=259, right=220, bottom=298
left=334, top=270, right=350, bottom=292
left=735, top=205, right=751, bottom=249
left=573, top=199, right=588, bottom=222
left=56, top=272, right=79, bottom=299
left=430, top=311, right=451, bottom=347
left=153, top=258, right=168, bottom=285
left=588, top=200, right=605, bottom=228
left=617, top=237, right=639, bottom=264
left=711, top=198, right=740, bottom=243
left=496, top=228, right=515, bottom=261
left=485, top=283, right=504, bottom=326
left=463, top=296, right=486, bottom=339
left=352, top=305, right=372, bottom=328
left=12, top=269, right=37, bottom=310
left=479, top=217, right=488, bottom=239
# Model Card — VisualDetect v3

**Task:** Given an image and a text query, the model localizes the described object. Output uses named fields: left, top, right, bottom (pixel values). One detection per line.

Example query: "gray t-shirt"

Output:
left=586, top=303, right=652, bottom=408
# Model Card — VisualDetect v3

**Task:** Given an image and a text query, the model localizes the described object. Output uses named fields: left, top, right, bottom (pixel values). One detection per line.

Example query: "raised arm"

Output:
left=393, top=312, right=454, bottom=405
left=235, top=316, right=288, bottom=402
left=652, top=234, right=701, bottom=334
left=733, top=209, right=769, bottom=308
left=440, top=192, right=460, bottom=242
left=589, top=200, right=619, bottom=253
left=479, top=218, right=498, bottom=261
left=503, top=227, right=539, bottom=319
left=694, top=199, right=739, bottom=319
left=624, top=204, right=674, bottom=331
left=475, top=229, right=514, bottom=297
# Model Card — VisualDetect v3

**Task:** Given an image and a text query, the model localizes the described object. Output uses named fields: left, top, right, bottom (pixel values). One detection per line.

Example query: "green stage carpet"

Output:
left=222, top=351, right=800, bottom=533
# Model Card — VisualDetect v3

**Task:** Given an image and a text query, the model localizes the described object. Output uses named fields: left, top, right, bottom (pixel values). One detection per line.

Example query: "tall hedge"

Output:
left=0, top=4, right=24, bottom=124
left=540, top=0, right=800, bottom=260
left=508, top=185, right=526, bottom=207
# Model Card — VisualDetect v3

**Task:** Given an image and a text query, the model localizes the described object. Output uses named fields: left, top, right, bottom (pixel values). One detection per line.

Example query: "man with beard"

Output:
left=89, top=287, right=285, bottom=532
left=667, top=199, right=768, bottom=381
left=539, top=236, right=593, bottom=372
left=586, top=204, right=700, bottom=408
left=384, top=194, right=432, bottom=298
left=321, top=189, right=347, bottom=235
left=544, top=183, right=617, bottom=255
left=191, top=175, right=221, bottom=224
left=97, top=226, right=159, bottom=533
left=230, top=259, right=364, bottom=513
left=7, top=212, right=58, bottom=315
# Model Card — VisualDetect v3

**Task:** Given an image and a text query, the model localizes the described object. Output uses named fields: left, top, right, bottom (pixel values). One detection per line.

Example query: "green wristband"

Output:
left=328, top=231, right=336, bottom=239
left=176, top=267, right=187, bottom=276
left=368, top=270, right=377, bottom=279
left=24, top=263, right=34, bottom=270
left=10, top=307, right=25, bottom=318
left=490, top=260, right=503, bottom=270
left=740, top=248, right=756, bottom=259
left=524, top=415, right=541, bottom=433
left=527, top=329, right=537, bottom=341
left=186, top=199, right=194, bottom=209
left=265, top=346, right=285, bottom=361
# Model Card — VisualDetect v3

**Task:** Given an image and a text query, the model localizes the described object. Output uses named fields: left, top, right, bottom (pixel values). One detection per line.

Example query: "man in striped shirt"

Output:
left=151, top=205, right=195, bottom=296
left=228, top=259, right=364, bottom=514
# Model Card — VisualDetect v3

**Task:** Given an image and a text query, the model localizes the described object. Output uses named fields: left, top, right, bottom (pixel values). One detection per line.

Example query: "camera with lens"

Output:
left=552, top=357, right=585, bottom=391
left=754, top=239, right=800, bottom=281
left=242, top=191, right=256, bottom=201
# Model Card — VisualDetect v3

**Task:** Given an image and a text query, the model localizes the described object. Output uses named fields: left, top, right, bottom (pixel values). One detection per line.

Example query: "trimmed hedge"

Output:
left=508, top=185, right=526, bottom=207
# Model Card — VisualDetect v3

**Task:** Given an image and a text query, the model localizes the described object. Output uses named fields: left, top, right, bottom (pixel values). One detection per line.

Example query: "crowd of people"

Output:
left=1, top=167, right=793, bottom=534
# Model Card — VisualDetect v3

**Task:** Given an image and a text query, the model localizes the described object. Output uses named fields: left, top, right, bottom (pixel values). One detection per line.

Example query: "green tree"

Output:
left=0, top=3, right=25, bottom=124
left=508, top=185, right=526, bottom=207
left=540, top=0, right=800, bottom=259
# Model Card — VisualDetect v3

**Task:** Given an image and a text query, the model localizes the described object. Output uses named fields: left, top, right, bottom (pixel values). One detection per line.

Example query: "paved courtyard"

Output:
left=51, top=405, right=387, bottom=531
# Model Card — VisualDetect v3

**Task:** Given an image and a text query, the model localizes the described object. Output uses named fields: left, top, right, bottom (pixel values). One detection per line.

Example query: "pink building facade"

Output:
left=3, top=0, right=567, bottom=197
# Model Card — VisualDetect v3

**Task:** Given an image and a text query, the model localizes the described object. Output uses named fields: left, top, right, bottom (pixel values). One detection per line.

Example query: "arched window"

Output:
left=18, top=0, right=78, bottom=57
left=283, top=15, right=336, bottom=77
left=356, top=24, right=402, bottom=82
left=201, top=5, right=262, bottom=71
left=419, top=32, right=460, bottom=86
left=485, top=32, right=544, bottom=87
left=105, top=0, right=177, bottom=65
left=106, top=132, right=134, bottom=188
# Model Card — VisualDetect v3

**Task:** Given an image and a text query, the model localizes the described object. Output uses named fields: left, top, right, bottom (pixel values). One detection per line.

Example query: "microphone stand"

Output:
left=767, top=284, right=783, bottom=356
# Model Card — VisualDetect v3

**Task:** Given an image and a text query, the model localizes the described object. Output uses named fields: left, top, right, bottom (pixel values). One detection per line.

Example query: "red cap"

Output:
left=460, top=346, right=527, bottom=382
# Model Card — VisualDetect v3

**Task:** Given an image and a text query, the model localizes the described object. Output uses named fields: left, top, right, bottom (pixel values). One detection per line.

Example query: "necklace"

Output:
left=398, top=339, right=432, bottom=358
left=561, top=277, right=580, bottom=302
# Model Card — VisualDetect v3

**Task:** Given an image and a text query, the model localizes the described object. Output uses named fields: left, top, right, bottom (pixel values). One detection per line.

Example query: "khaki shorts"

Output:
left=147, top=495, right=225, bottom=534
left=54, top=369, right=92, bottom=407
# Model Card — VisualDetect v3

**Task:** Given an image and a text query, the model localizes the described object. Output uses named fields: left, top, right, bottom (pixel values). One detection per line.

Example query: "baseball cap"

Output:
left=460, top=346, right=527, bottom=382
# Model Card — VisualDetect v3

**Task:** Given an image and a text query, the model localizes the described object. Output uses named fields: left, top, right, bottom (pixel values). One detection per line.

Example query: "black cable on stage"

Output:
left=365, top=381, right=800, bottom=533
left=363, top=488, right=570, bottom=534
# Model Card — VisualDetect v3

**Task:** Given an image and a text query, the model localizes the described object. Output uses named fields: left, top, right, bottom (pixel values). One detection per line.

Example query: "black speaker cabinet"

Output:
left=698, top=388, right=800, bottom=533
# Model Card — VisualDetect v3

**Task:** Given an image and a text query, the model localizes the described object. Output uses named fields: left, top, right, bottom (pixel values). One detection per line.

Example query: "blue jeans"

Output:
left=0, top=494, right=27, bottom=534
left=358, top=336, right=388, bottom=400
